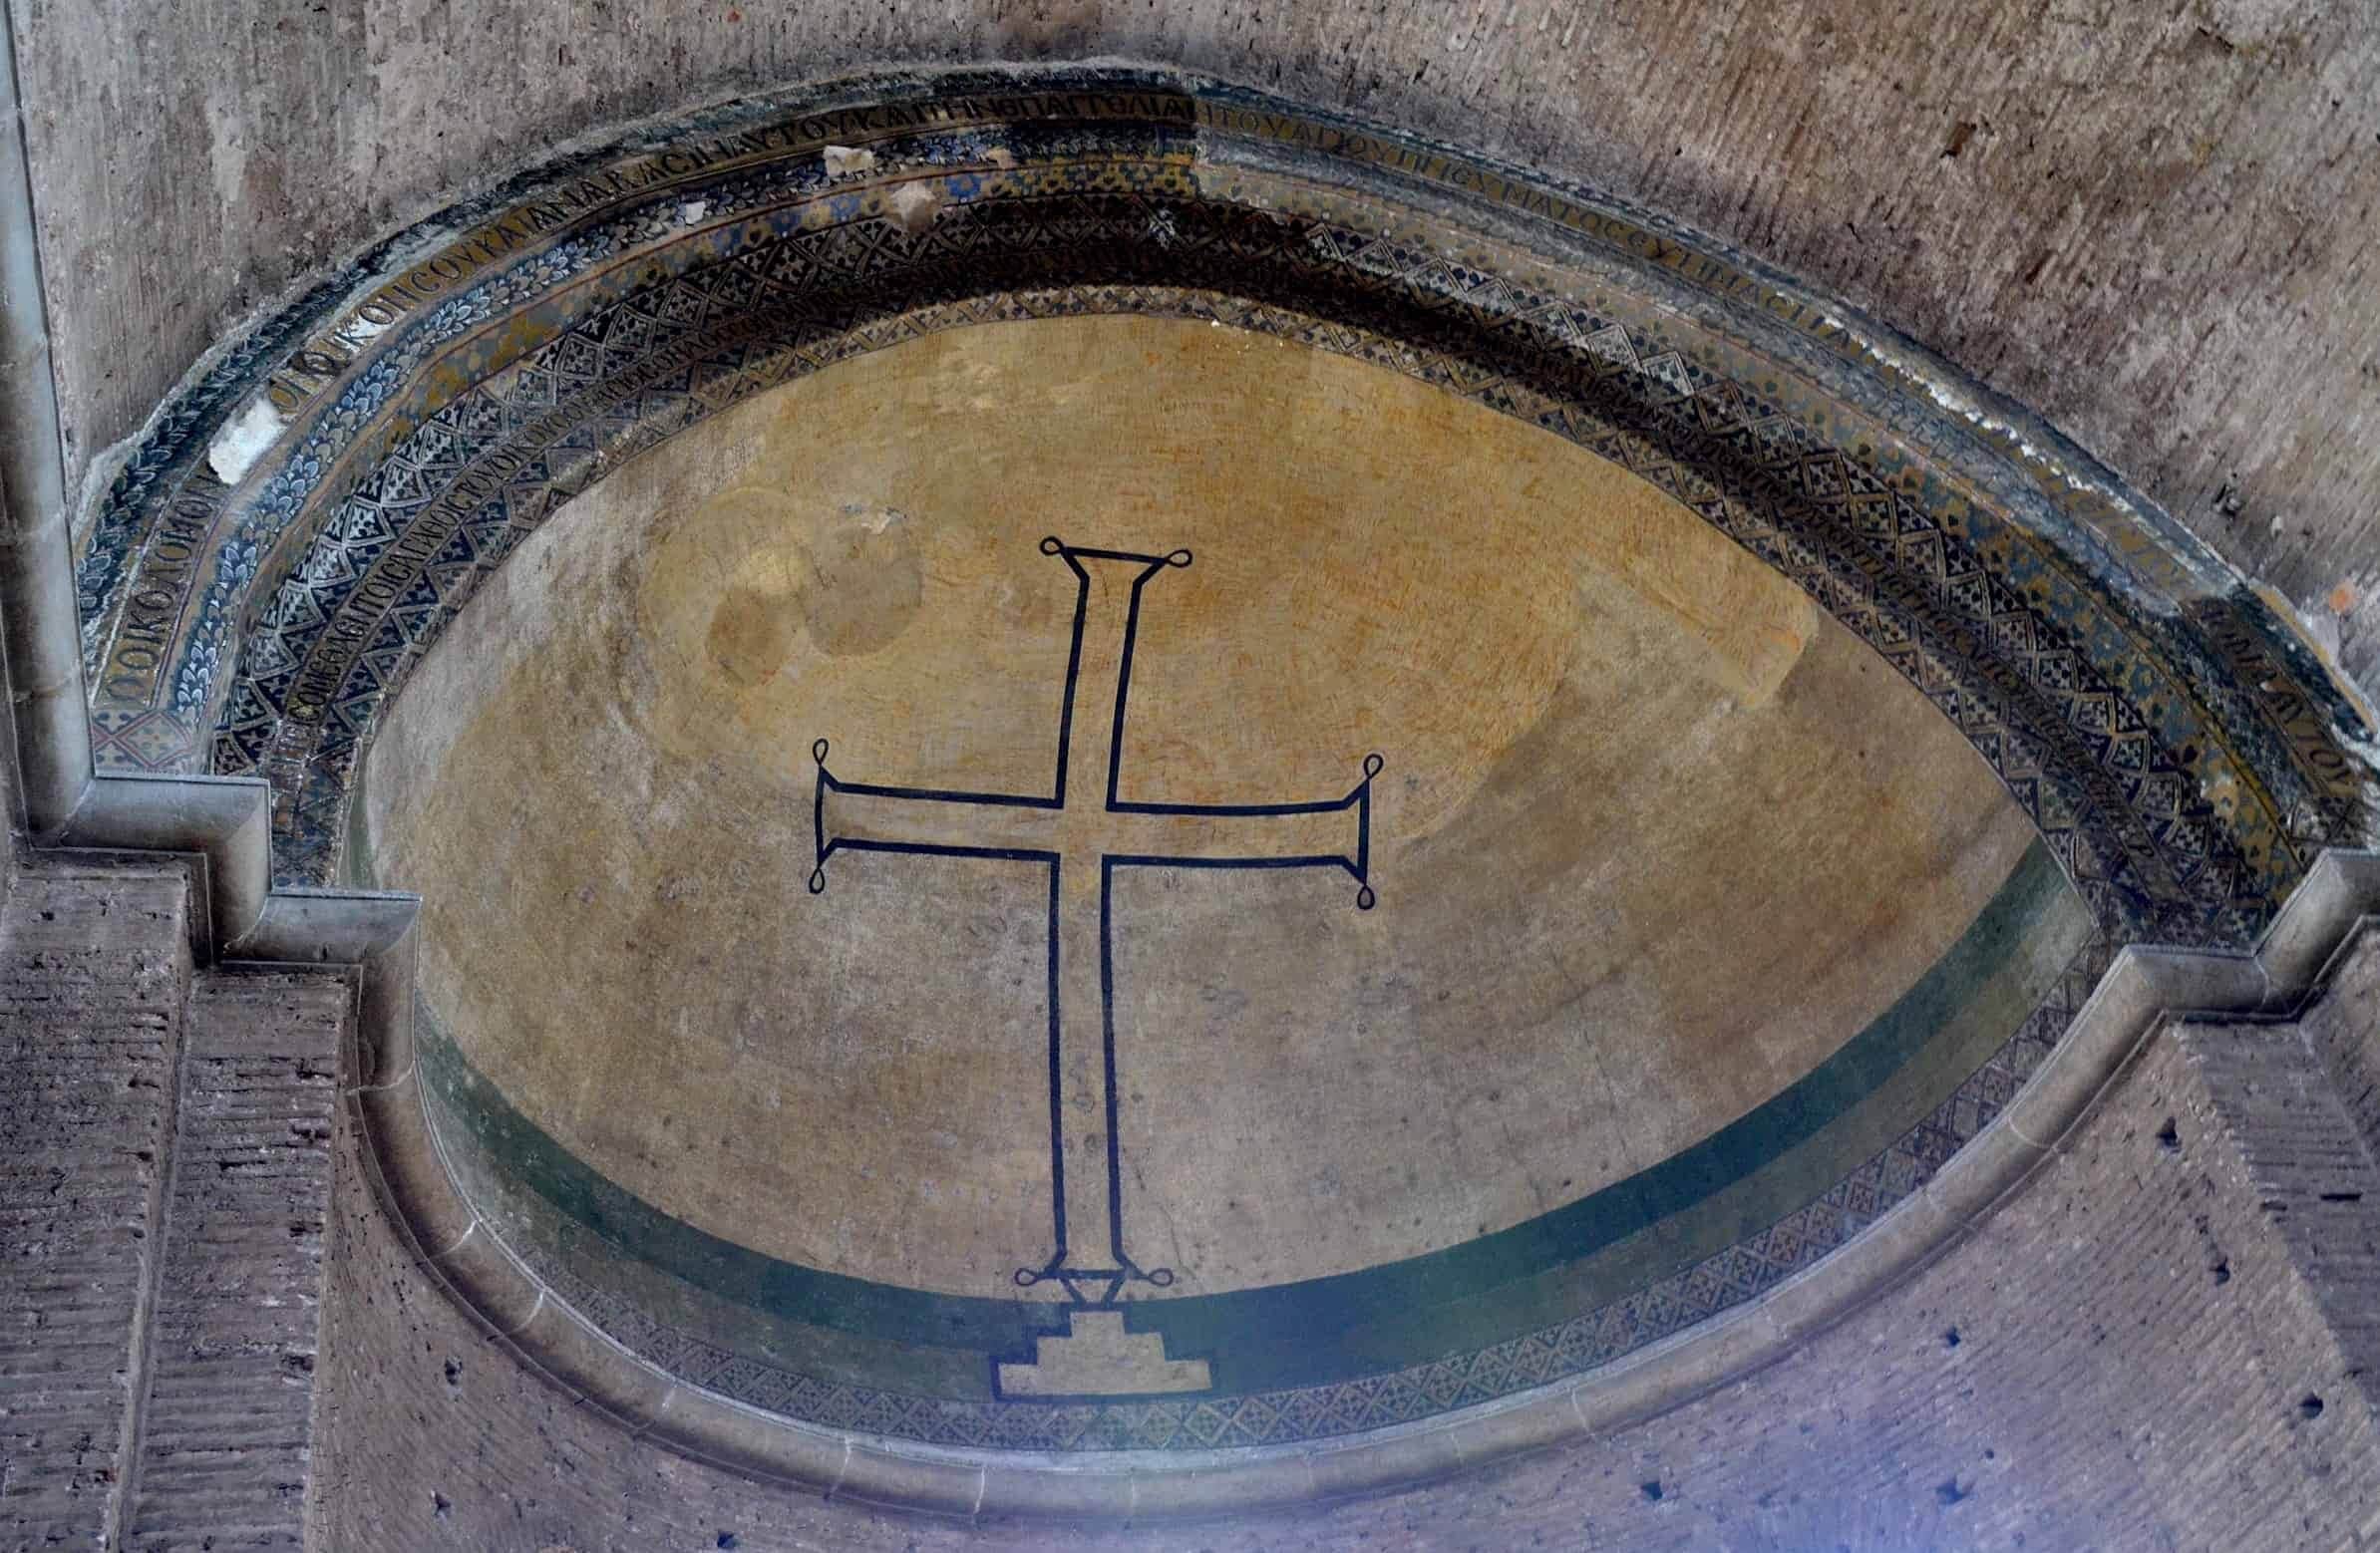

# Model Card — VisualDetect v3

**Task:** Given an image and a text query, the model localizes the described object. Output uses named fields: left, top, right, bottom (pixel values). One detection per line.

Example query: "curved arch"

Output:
left=68, top=62, right=2380, bottom=1516
left=77, top=70, right=2372, bottom=944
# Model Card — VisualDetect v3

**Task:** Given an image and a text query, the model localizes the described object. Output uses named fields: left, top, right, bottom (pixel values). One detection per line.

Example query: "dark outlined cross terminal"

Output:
left=808, top=536, right=1381, bottom=1309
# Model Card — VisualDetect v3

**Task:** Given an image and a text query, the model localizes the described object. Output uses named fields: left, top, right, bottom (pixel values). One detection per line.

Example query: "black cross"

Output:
left=809, top=537, right=1380, bottom=1307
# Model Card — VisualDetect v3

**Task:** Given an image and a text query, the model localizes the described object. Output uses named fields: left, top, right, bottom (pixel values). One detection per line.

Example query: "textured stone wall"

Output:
left=121, top=969, right=347, bottom=1552
left=0, top=621, right=20, bottom=885
left=0, top=860, right=351, bottom=1551
left=308, top=972, right=2380, bottom=1552
left=2181, top=1014, right=2380, bottom=1408
left=13, top=1, right=2380, bottom=680
left=0, top=865, right=189, bottom=1549
left=2300, top=928, right=2380, bottom=1163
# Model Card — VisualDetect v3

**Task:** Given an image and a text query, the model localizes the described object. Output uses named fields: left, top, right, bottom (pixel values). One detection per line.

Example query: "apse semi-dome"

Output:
left=70, top=65, right=2379, bottom=1516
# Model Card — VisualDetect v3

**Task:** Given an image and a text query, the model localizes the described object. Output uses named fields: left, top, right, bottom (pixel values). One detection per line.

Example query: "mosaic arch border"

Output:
left=75, top=68, right=2376, bottom=944
left=65, top=63, right=2380, bottom=1499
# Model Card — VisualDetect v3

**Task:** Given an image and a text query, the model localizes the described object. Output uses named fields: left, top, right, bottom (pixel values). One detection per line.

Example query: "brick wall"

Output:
left=0, top=864, right=351, bottom=1552
left=120, top=970, right=347, bottom=1552
left=0, top=653, right=18, bottom=891
left=308, top=966, right=2380, bottom=1553
left=2299, top=935, right=2380, bottom=1173
left=0, top=866, right=189, bottom=1550
left=2179, top=1017, right=2380, bottom=1413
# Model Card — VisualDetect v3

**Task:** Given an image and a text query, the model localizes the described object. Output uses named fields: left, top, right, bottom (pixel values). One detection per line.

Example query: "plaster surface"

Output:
left=357, top=312, right=2085, bottom=1423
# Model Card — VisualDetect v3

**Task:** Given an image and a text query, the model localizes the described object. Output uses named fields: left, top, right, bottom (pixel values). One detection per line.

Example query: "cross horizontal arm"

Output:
left=1103, top=751, right=1382, bottom=889
left=1096, top=796, right=1368, bottom=875
left=811, top=755, right=1380, bottom=907
left=815, top=770, right=1067, bottom=863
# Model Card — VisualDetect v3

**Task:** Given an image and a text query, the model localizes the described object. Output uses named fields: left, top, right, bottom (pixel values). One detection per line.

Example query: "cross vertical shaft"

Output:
left=1048, top=546, right=1162, bottom=1294
left=810, top=537, right=1381, bottom=1308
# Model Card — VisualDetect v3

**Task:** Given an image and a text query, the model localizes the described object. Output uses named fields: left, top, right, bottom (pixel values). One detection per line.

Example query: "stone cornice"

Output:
left=0, top=0, right=416, bottom=1015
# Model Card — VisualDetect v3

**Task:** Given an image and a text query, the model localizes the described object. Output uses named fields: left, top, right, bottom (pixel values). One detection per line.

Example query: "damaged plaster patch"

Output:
left=842, top=501, right=906, bottom=535
left=1808, top=304, right=2380, bottom=815
left=1825, top=312, right=2233, bottom=604
left=206, top=396, right=286, bottom=486
left=823, top=145, right=876, bottom=177
left=1825, top=311, right=2058, bottom=469
left=885, top=182, right=943, bottom=235
left=202, top=82, right=251, bottom=216
left=2304, top=606, right=2344, bottom=660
